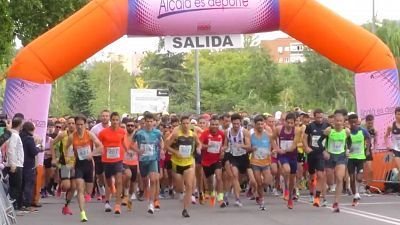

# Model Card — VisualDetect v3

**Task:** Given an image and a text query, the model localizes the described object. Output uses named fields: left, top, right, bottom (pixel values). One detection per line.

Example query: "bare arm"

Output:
left=241, top=129, right=252, bottom=152
left=384, top=125, right=392, bottom=149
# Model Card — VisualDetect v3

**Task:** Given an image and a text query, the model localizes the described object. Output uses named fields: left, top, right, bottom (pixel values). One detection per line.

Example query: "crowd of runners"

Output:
left=2, top=107, right=400, bottom=222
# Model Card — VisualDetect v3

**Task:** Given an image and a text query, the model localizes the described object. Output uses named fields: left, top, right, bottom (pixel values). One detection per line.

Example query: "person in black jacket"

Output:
left=20, top=122, right=39, bottom=212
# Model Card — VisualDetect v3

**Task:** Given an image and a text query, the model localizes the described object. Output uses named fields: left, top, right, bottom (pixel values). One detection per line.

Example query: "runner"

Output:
left=199, top=115, right=225, bottom=207
left=50, top=117, right=77, bottom=215
left=319, top=110, right=351, bottom=212
left=98, top=112, right=126, bottom=214
left=347, top=113, right=370, bottom=206
left=273, top=112, right=301, bottom=209
left=303, top=109, right=329, bottom=207
left=384, top=107, right=400, bottom=195
left=90, top=110, right=110, bottom=201
left=363, top=114, right=377, bottom=194
left=295, top=113, right=307, bottom=200
left=133, top=113, right=164, bottom=214
left=65, top=115, right=103, bottom=222
left=121, top=118, right=138, bottom=211
left=166, top=115, right=201, bottom=218
left=249, top=115, right=274, bottom=210
left=265, top=115, right=281, bottom=196
left=224, top=113, right=256, bottom=207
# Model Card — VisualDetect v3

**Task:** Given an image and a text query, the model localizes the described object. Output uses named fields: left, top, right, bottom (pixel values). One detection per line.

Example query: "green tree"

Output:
left=66, top=68, right=94, bottom=116
left=140, top=50, right=195, bottom=113
left=9, top=0, right=87, bottom=46
left=0, top=1, right=14, bottom=71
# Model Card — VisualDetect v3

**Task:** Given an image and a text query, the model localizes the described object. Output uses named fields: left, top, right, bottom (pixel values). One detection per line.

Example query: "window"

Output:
left=277, top=47, right=283, bottom=54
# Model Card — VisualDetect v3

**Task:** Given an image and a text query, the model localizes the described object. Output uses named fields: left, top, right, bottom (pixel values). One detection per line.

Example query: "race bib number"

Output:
left=179, top=145, right=192, bottom=158
left=231, top=145, right=246, bottom=156
left=125, top=151, right=137, bottom=161
left=280, top=140, right=293, bottom=152
left=330, top=141, right=344, bottom=153
left=67, top=146, right=75, bottom=158
left=207, top=141, right=222, bottom=154
left=254, top=147, right=270, bottom=160
left=77, top=146, right=91, bottom=160
left=350, top=142, right=362, bottom=155
left=107, top=147, right=120, bottom=159
left=311, top=136, right=320, bottom=148
left=392, top=135, right=400, bottom=151
left=141, top=144, right=155, bottom=156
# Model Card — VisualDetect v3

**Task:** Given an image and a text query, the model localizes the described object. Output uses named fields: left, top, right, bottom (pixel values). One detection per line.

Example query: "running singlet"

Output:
left=250, top=132, right=271, bottom=166
left=327, top=129, right=346, bottom=155
left=278, top=127, right=297, bottom=159
left=99, top=127, right=126, bottom=163
left=123, top=134, right=138, bottom=166
left=227, top=127, right=247, bottom=157
left=72, top=130, right=93, bottom=161
left=200, top=129, right=224, bottom=167
left=171, top=129, right=195, bottom=167
left=59, top=131, right=75, bottom=166
left=349, top=128, right=367, bottom=160
left=134, top=128, right=162, bottom=162
left=306, top=122, right=329, bottom=153
left=391, top=122, right=400, bottom=152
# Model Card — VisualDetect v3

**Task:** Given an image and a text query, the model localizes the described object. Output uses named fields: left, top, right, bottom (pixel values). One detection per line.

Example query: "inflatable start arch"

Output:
left=4, top=0, right=399, bottom=186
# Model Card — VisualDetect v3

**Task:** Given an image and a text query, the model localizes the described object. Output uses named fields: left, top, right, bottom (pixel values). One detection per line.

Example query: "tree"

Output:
left=9, top=0, right=88, bottom=46
left=66, top=68, right=94, bottom=116
left=140, top=50, right=195, bottom=113
left=0, top=1, right=14, bottom=72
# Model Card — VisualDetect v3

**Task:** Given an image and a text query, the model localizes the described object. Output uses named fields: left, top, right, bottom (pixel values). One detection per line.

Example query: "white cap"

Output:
left=190, top=119, right=197, bottom=125
left=138, top=116, right=144, bottom=121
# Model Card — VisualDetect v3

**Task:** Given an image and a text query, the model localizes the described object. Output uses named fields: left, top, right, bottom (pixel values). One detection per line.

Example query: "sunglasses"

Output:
left=56, top=126, right=62, bottom=129
left=126, top=124, right=135, bottom=127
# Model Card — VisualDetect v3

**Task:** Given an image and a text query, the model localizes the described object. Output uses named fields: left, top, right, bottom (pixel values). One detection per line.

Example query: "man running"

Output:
left=122, top=118, right=138, bottom=211
left=347, top=113, right=370, bottom=206
left=303, top=109, right=329, bottom=207
left=166, top=115, right=201, bottom=218
left=384, top=107, right=400, bottom=195
left=65, top=115, right=103, bottom=222
left=274, top=112, right=301, bottom=209
left=133, top=113, right=164, bottom=214
left=50, top=117, right=77, bottom=215
left=363, top=114, right=377, bottom=194
left=90, top=110, right=110, bottom=201
left=98, top=112, right=126, bottom=214
left=249, top=115, right=274, bottom=210
left=319, top=110, right=351, bottom=212
left=199, top=115, right=225, bottom=207
left=224, top=113, right=256, bottom=207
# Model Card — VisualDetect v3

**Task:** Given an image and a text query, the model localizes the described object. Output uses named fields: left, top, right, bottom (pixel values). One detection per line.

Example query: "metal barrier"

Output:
left=0, top=173, right=16, bottom=225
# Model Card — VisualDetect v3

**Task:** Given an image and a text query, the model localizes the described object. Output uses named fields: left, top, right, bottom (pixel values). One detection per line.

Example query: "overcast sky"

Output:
left=96, top=0, right=400, bottom=57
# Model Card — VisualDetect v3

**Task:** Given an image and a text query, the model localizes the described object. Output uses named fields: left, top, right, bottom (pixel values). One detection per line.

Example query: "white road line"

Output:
left=342, top=206, right=400, bottom=223
left=298, top=199, right=400, bottom=225
left=341, top=202, right=400, bottom=206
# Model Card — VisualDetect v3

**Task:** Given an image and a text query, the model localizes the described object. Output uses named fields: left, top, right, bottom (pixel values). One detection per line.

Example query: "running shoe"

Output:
left=104, top=202, right=112, bottom=212
left=309, top=195, right=314, bottom=203
left=234, top=200, right=243, bottom=207
left=80, top=211, right=88, bottom=222
left=332, top=202, right=340, bottom=213
left=154, top=200, right=160, bottom=210
left=287, top=199, right=294, bottom=209
left=313, top=197, right=320, bottom=207
left=147, top=203, right=155, bottom=214
left=114, top=204, right=121, bottom=215
left=182, top=209, right=190, bottom=218
left=62, top=205, right=73, bottom=215
left=127, top=200, right=133, bottom=211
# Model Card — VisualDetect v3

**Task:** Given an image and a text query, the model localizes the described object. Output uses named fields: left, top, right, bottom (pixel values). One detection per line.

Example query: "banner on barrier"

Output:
left=131, top=89, right=169, bottom=114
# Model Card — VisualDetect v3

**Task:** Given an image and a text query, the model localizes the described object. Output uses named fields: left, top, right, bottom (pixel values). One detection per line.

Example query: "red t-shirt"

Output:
left=99, top=127, right=126, bottom=163
left=200, top=129, right=225, bottom=167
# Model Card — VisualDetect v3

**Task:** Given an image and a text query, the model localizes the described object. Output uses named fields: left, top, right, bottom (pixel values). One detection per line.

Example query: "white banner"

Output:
left=165, top=34, right=243, bottom=52
left=131, top=89, right=169, bottom=114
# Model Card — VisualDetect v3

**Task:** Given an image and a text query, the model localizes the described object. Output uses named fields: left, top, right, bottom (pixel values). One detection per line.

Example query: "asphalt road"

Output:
left=15, top=192, right=400, bottom=225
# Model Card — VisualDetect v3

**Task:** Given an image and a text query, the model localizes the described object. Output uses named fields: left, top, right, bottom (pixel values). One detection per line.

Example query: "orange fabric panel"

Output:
left=279, top=0, right=396, bottom=72
left=8, top=0, right=128, bottom=83
left=367, top=151, right=397, bottom=191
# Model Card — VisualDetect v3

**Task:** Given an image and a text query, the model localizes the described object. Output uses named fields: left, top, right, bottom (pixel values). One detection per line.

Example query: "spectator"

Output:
left=20, top=121, right=39, bottom=212
left=5, top=117, right=24, bottom=211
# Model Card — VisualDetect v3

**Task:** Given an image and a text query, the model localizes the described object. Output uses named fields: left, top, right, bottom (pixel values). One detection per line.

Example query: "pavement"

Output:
left=15, top=192, right=400, bottom=225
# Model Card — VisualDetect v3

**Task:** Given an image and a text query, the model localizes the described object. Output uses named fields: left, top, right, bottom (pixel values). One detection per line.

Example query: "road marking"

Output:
left=341, top=202, right=400, bottom=206
left=342, top=206, right=400, bottom=223
left=298, top=199, right=400, bottom=225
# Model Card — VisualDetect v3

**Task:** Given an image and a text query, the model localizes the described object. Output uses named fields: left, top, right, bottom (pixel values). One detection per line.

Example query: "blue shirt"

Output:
left=134, top=128, right=162, bottom=162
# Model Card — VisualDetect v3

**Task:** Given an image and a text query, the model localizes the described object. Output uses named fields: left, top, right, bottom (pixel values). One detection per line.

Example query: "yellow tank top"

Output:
left=171, top=129, right=195, bottom=167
